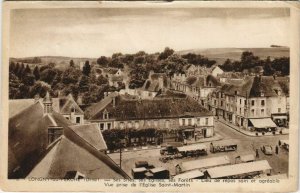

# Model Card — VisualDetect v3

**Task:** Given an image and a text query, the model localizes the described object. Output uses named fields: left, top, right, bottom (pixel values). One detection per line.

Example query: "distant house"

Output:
left=211, top=66, right=224, bottom=77
left=8, top=92, right=128, bottom=179
left=87, top=95, right=215, bottom=139
left=9, top=94, right=84, bottom=125
left=143, top=71, right=169, bottom=92
left=171, top=74, right=220, bottom=107
left=101, top=68, right=124, bottom=87
left=185, top=65, right=210, bottom=76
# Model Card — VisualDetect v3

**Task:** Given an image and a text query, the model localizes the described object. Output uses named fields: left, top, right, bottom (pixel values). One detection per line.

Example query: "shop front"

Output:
left=249, top=118, right=277, bottom=132
left=271, top=114, right=288, bottom=127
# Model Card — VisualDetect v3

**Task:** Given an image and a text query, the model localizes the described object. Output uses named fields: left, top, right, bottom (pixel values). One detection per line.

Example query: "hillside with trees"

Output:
left=9, top=47, right=289, bottom=105
left=220, top=51, right=289, bottom=76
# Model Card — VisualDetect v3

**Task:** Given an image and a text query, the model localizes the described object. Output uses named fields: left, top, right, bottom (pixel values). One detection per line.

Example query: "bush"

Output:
left=272, top=131, right=276, bottom=135
left=262, top=132, right=265, bottom=135
left=279, top=130, right=283, bottom=134
left=256, top=132, right=258, bottom=136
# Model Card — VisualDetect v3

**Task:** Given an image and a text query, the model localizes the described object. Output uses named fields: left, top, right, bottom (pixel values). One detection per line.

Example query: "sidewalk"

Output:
left=186, top=133, right=223, bottom=145
left=217, top=118, right=289, bottom=137
left=108, top=133, right=223, bottom=154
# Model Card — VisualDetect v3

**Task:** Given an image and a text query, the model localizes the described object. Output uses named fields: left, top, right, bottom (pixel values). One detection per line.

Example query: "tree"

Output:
left=240, top=51, right=260, bottom=70
left=24, top=65, right=31, bottom=74
left=62, top=67, right=82, bottom=85
left=9, top=72, right=20, bottom=99
left=221, top=59, right=233, bottom=72
left=78, top=75, right=90, bottom=93
left=9, top=61, right=15, bottom=73
left=40, top=68, right=58, bottom=85
left=70, top=60, right=75, bottom=68
left=30, top=81, right=52, bottom=98
left=97, top=56, right=109, bottom=67
left=271, top=57, right=290, bottom=76
left=263, top=57, right=274, bottom=76
left=13, top=63, right=20, bottom=75
left=158, top=47, right=174, bottom=60
left=82, top=60, right=91, bottom=76
left=33, top=66, right=40, bottom=80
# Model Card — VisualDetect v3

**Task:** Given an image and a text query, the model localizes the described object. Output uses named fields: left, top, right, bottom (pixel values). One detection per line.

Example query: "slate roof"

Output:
left=9, top=94, right=83, bottom=118
left=220, top=76, right=289, bottom=98
left=103, top=68, right=119, bottom=75
left=27, top=133, right=129, bottom=179
left=142, top=73, right=168, bottom=92
left=84, top=92, right=119, bottom=119
left=185, top=76, right=205, bottom=88
left=206, top=75, right=221, bottom=86
left=9, top=101, right=129, bottom=179
left=8, top=101, right=73, bottom=178
left=59, top=94, right=84, bottom=115
left=68, top=123, right=107, bottom=151
left=89, top=96, right=212, bottom=121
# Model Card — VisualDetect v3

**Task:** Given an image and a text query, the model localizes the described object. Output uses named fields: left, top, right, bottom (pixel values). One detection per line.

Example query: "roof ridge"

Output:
left=67, top=124, right=106, bottom=151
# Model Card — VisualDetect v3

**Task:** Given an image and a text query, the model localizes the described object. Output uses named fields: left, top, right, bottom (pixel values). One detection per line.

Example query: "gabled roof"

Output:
left=68, top=123, right=107, bottom=151
left=59, top=94, right=84, bottom=115
left=8, top=101, right=73, bottom=178
left=89, top=96, right=212, bottom=121
left=220, top=76, right=289, bottom=98
left=27, top=134, right=129, bottom=179
left=9, top=94, right=83, bottom=118
left=84, top=92, right=118, bottom=119
left=103, top=68, right=119, bottom=75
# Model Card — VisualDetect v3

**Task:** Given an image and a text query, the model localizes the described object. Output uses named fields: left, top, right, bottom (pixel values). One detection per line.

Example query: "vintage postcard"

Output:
left=0, top=1, right=299, bottom=192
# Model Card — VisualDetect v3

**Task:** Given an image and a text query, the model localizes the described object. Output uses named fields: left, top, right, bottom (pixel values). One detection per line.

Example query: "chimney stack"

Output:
left=34, top=94, right=40, bottom=103
left=112, top=97, right=116, bottom=108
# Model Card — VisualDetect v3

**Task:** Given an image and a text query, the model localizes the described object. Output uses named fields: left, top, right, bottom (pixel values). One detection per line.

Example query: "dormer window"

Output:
left=103, top=109, right=109, bottom=120
left=48, top=126, right=63, bottom=144
left=71, top=106, right=76, bottom=113
left=64, top=171, right=86, bottom=180
left=260, top=92, right=264, bottom=97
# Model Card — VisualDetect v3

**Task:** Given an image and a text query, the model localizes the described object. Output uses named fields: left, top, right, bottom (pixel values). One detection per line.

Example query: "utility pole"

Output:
left=119, top=144, right=122, bottom=169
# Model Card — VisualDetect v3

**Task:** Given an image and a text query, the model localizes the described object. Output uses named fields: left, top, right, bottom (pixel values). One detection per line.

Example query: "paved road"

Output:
left=109, top=120, right=289, bottom=177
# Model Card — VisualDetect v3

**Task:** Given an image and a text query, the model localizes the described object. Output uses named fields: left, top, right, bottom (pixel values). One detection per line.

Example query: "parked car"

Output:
left=261, top=145, right=273, bottom=155
left=160, top=145, right=178, bottom=155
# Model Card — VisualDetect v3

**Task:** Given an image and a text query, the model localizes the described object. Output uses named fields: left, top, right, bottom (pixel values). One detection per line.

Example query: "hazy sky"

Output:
left=10, top=8, right=290, bottom=58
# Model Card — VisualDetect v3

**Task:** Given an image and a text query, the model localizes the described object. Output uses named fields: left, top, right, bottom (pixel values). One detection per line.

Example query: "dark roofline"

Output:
left=63, top=126, right=130, bottom=179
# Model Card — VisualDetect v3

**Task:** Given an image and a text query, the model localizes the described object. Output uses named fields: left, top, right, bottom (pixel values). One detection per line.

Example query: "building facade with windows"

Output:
left=207, top=75, right=289, bottom=132
left=87, top=95, right=214, bottom=139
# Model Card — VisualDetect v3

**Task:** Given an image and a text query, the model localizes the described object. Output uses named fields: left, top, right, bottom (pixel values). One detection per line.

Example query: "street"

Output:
left=109, top=119, right=289, bottom=178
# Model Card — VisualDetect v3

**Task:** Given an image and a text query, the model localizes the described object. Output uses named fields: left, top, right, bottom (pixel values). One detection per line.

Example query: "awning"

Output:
left=183, top=129, right=195, bottom=132
left=272, top=115, right=288, bottom=119
left=250, top=118, right=277, bottom=128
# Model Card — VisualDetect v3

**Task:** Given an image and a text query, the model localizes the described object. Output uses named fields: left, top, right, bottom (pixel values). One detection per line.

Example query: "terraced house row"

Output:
left=207, top=75, right=289, bottom=132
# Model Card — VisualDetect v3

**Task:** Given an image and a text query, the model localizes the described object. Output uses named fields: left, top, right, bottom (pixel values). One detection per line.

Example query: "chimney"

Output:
left=34, top=94, right=40, bottom=103
left=112, top=97, right=116, bottom=108
left=43, top=91, right=52, bottom=115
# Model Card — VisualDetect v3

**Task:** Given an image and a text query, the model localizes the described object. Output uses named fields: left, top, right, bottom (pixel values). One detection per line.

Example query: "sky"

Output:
left=10, top=8, right=290, bottom=58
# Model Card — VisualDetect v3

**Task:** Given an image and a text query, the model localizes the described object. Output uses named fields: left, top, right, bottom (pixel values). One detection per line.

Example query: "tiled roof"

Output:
left=60, top=94, right=84, bottom=115
left=220, top=76, right=289, bottom=97
left=69, top=123, right=107, bottom=151
left=90, top=96, right=212, bottom=121
left=206, top=75, right=221, bottom=86
left=84, top=92, right=118, bottom=119
left=103, top=68, right=119, bottom=74
left=27, top=135, right=129, bottom=179
left=9, top=94, right=83, bottom=118
left=8, top=102, right=73, bottom=178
